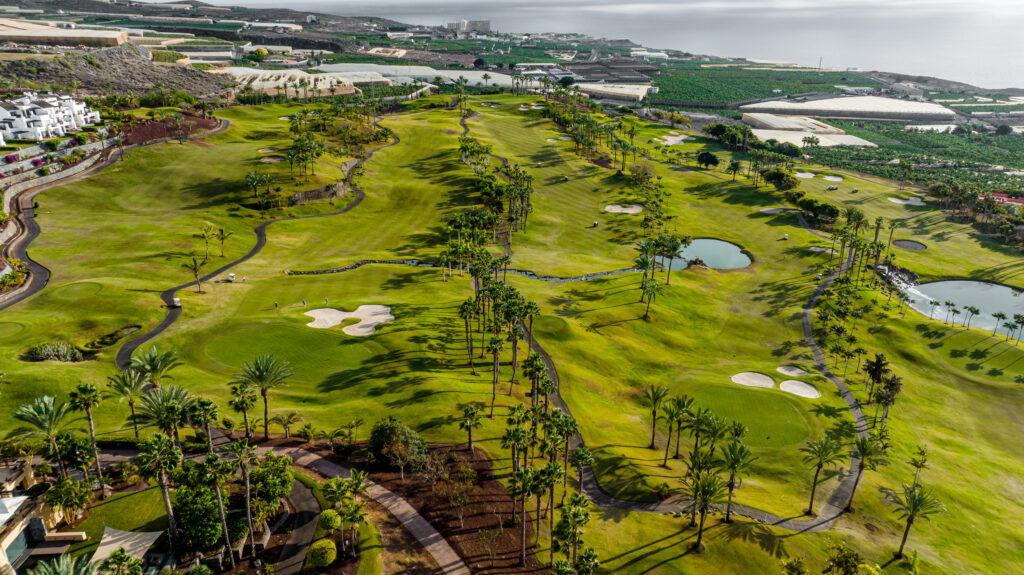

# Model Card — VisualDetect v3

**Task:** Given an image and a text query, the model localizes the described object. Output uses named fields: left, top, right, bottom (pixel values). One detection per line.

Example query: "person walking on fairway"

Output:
left=325, top=296, right=329, bottom=305
left=302, top=299, right=306, bottom=307
left=274, top=301, right=278, bottom=310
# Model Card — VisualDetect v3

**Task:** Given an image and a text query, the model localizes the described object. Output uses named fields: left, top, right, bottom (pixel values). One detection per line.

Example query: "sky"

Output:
left=171, top=0, right=1024, bottom=88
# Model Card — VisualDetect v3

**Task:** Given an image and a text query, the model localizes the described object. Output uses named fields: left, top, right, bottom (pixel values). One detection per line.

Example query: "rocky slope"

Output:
left=0, top=44, right=232, bottom=96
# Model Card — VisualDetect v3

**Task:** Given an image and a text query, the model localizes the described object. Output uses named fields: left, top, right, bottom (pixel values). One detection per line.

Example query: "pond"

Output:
left=906, top=280, right=1024, bottom=332
left=662, top=238, right=752, bottom=270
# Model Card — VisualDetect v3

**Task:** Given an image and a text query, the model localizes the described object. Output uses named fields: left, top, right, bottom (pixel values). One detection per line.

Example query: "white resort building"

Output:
left=0, top=92, right=102, bottom=145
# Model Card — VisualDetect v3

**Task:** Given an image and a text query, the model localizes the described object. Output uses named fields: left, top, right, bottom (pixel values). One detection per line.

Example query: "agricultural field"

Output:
left=2, top=94, right=1023, bottom=574
left=649, top=66, right=885, bottom=105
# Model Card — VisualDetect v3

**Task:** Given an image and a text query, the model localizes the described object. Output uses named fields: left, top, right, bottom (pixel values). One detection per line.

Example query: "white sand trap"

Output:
left=795, top=172, right=816, bottom=179
left=889, top=196, right=926, bottom=206
left=260, top=156, right=283, bottom=163
left=258, top=147, right=279, bottom=153
left=547, top=138, right=559, bottom=143
left=777, top=366, right=811, bottom=377
left=278, top=116, right=291, bottom=121
left=605, top=204, right=644, bottom=214
left=558, top=136, right=572, bottom=141
left=780, top=380, right=821, bottom=399
left=731, top=372, right=774, bottom=388
left=669, top=131, right=681, bottom=136
left=824, top=175, right=844, bottom=182
left=760, top=207, right=785, bottom=214
left=654, top=134, right=693, bottom=146
left=809, top=246, right=836, bottom=254
left=519, top=106, right=530, bottom=111
left=305, top=305, right=394, bottom=336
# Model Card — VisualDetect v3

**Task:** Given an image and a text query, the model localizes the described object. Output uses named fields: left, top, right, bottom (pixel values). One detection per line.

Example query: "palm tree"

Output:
left=487, top=335, right=503, bottom=418
left=12, top=396, right=81, bottom=478
left=510, top=467, right=537, bottom=565
left=727, top=160, right=742, bottom=181
left=189, top=398, right=219, bottom=452
left=196, top=453, right=237, bottom=568
left=269, top=411, right=302, bottom=438
left=690, top=472, right=727, bottom=551
left=800, top=436, right=845, bottom=515
left=458, top=405, right=482, bottom=455
left=992, top=312, right=1008, bottom=335
left=29, top=554, right=96, bottom=575
left=846, top=437, right=888, bottom=512
left=458, top=299, right=477, bottom=375
left=215, top=227, right=233, bottom=257
left=224, top=439, right=258, bottom=558
left=134, top=433, right=182, bottom=556
left=641, top=385, right=670, bottom=449
left=660, top=401, right=684, bottom=466
left=98, top=548, right=143, bottom=575
left=642, top=277, right=663, bottom=319
left=182, top=256, right=206, bottom=293
left=670, top=394, right=695, bottom=458
left=130, top=346, right=182, bottom=389
left=889, top=484, right=945, bottom=557
left=233, top=355, right=294, bottom=440
left=229, top=384, right=257, bottom=440
left=69, top=383, right=105, bottom=491
left=106, top=370, right=147, bottom=438
left=717, top=442, right=757, bottom=522
left=341, top=499, right=368, bottom=556
left=133, top=385, right=195, bottom=446
left=199, top=225, right=215, bottom=261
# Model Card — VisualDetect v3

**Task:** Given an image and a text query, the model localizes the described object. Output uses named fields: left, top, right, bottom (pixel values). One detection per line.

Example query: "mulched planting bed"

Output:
left=125, top=113, right=218, bottom=146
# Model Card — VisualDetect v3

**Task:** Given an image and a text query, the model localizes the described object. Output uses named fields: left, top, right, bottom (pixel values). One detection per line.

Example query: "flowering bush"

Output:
left=4, top=155, right=16, bottom=164
left=31, top=158, right=43, bottom=167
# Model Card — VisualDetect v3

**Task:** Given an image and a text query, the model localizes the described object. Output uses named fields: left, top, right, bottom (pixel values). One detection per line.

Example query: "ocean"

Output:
left=186, top=0, right=1024, bottom=89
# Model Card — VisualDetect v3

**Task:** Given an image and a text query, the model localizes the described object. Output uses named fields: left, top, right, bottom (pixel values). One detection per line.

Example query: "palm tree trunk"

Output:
left=649, top=409, right=657, bottom=448
left=846, top=466, right=864, bottom=511
left=808, top=465, right=821, bottom=514
left=86, top=409, right=104, bottom=491
left=662, top=426, right=672, bottom=466
left=520, top=498, right=528, bottom=565
left=159, top=472, right=177, bottom=556
left=695, top=509, right=707, bottom=550
left=262, top=392, right=270, bottom=440
left=205, top=423, right=214, bottom=453
left=898, top=517, right=914, bottom=556
left=243, top=468, right=256, bottom=558
left=215, top=485, right=235, bottom=567
left=726, top=475, right=736, bottom=522
left=129, top=402, right=139, bottom=439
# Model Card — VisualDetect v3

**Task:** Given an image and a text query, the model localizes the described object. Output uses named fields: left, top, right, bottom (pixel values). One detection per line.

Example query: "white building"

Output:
left=0, top=93, right=101, bottom=144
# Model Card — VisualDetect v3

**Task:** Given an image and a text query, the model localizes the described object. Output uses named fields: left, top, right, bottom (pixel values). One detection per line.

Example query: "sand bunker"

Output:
left=760, top=207, right=785, bottom=214
left=305, top=305, right=394, bottom=336
left=260, top=156, right=284, bottom=163
left=258, top=147, right=279, bottom=153
left=731, top=372, right=774, bottom=388
left=777, top=366, right=811, bottom=377
left=893, top=239, right=927, bottom=250
left=824, top=175, right=844, bottom=182
left=605, top=204, right=644, bottom=214
left=278, top=116, right=291, bottom=121
left=809, top=246, right=836, bottom=254
left=795, top=172, right=816, bottom=179
left=780, top=380, right=821, bottom=399
left=557, top=136, right=572, bottom=141
left=889, top=196, right=926, bottom=206
left=655, top=133, right=692, bottom=146
left=547, top=138, right=559, bottom=143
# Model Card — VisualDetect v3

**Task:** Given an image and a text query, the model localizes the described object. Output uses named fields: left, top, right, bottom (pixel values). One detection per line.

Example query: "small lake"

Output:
left=663, top=238, right=752, bottom=270
left=906, top=280, right=1024, bottom=332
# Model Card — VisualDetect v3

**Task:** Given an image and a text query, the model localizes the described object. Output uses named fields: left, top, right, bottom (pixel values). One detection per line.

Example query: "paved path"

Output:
left=276, top=479, right=320, bottom=575
left=113, top=124, right=399, bottom=368
left=258, top=444, right=470, bottom=575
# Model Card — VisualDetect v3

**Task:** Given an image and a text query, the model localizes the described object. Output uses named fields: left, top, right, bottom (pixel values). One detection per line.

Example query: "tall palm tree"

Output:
left=509, top=467, right=537, bottom=566
left=182, top=256, right=206, bottom=293
left=458, top=299, right=477, bottom=375
left=846, top=437, right=888, bottom=512
left=717, top=442, right=757, bottom=523
left=224, top=439, right=258, bottom=558
left=133, top=385, right=195, bottom=447
left=196, top=453, right=237, bottom=568
left=233, top=355, right=294, bottom=440
left=12, top=396, right=81, bottom=478
left=487, top=335, right=503, bottom=418
left=134, top=433, right=182, bottom=556
left=641, top=385, right=670, bottom=449
left=215, top=227, right=233, bottom=258
left=69, top=383, right=105, bottom=491
left=670, top=395, right=694, bottom=458
left=458, top=405, right=482, bottom=455
left=229, top=383, right=257, bottom=439
left=199, top=225, right=215, bottom=261
left=189, top=398, right=220, bottom=453
left=130, top=346, right=182, bottom=389
left=660, top=401, right=684, bottom=467
left=106, top=370, right=147, bottom=438
left=800, top=436, right=846, bottom=515
left=690, top=472, right=727, bottom=552
left=889, top=484, right=945, bottom=557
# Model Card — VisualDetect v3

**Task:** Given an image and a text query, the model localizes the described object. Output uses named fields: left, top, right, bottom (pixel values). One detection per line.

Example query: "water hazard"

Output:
left=906, top=280, right=1024, bottom=332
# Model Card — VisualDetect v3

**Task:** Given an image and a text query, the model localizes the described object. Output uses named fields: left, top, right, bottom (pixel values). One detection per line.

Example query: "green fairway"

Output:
left=2, top=94, right=1023, bottom=574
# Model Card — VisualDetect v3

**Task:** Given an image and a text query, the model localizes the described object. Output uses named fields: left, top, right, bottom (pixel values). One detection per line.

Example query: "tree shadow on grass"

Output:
left=720, top=520, right=789, bottom=558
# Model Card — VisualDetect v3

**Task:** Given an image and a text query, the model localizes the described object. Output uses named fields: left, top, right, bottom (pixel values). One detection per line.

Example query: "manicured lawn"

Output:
left=2, top=95, right=1022, bottom=574
left=68, top=486, right=168, bottom=560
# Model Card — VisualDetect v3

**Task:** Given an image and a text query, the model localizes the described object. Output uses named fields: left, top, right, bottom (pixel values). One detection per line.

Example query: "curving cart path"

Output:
left=113, top=126, right=399, bottom=369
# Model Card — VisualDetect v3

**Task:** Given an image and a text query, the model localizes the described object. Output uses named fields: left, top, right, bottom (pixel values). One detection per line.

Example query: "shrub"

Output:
left=43, top=140, right=60, bottom=152
left=317, top=510, right=341, bottom=534
left=25, top=342, right=84, bottom=362
left=174, top=486, right=222, bottom=551
left=4, top=154, right=16, bottom=163
left=31, top=158, right=43, bottom=166
left=307, top=539, right=336, bottom=568
left=369, top=416, right=427, bottom=471
left=72, top=133, right=89, bottom=145
left=186, top=566, right=211, bottom=575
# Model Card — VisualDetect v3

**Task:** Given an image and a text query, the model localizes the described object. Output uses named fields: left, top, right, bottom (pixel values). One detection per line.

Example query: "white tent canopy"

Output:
left=89, top=525, right=163, bottom=564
